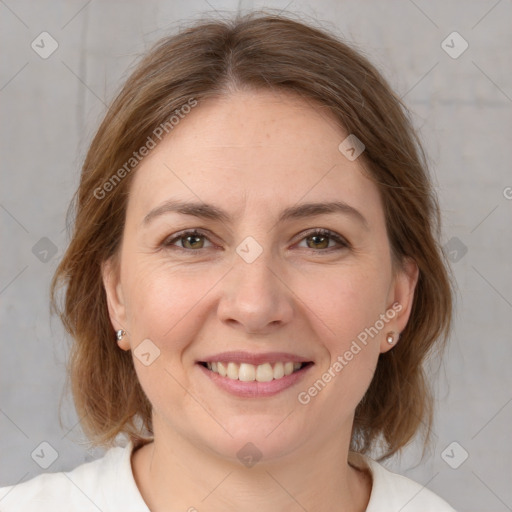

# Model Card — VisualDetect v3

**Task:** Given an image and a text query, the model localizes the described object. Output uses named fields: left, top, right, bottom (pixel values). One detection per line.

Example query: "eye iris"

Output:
left=183, top=234, right=204, bottom=249
left=307, top=233, right=329, bottom=249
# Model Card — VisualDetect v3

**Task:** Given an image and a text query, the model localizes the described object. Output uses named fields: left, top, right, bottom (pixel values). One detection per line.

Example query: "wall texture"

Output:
left=1, top=1, right=511, bottom=510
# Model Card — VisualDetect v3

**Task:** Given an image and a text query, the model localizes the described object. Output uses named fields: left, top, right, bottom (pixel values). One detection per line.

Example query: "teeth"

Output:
left=204, top=361, right=306, bottom=381
left=284, top=362, right=294, bottom=376
left=239, top=363, right=256, bottom=382
left=256, top=362, right=273, bottom=382
left=273, top=361, right=284, bottom=379
left=217, top=361, right=227, bottom=377
left=227, top=362, right=239, bottom=380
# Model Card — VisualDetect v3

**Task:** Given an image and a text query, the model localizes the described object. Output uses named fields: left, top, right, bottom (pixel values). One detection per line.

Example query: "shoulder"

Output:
left=350, top=452, right=457, bottom=512
left=0, top=442, right=149, bottom=512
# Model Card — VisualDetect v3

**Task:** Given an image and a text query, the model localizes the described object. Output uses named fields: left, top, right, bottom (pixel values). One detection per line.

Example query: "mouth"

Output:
left=197, top=360, right=314, bottom=382
left=196, top=354, right=314, bottom=398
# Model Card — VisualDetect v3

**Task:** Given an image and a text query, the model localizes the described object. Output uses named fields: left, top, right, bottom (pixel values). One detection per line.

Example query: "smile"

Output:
left=197, top=360, right=314, bottom=398
left=200, top=361, right=311, bottom=382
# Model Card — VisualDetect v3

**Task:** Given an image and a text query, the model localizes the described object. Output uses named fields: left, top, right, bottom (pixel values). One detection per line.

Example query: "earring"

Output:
left=386, top=331, right=399, bottom=344
left=116, top=329, right=126, bottom=341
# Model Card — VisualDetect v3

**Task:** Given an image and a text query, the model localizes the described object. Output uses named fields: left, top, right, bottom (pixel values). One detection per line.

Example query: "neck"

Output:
left=131, top=417, right=371, bottom=512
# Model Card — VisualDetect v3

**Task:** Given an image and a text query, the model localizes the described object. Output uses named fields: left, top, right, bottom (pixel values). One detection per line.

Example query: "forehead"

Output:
left=125, top=89, right=383, bottom=228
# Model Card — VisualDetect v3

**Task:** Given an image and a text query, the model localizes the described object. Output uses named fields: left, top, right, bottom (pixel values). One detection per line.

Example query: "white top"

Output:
left=0, top=442, right=456, bottom=511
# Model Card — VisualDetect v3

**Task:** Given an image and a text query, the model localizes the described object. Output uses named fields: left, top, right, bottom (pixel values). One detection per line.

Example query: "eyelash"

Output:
left=161, top=228, right=350, bottom=254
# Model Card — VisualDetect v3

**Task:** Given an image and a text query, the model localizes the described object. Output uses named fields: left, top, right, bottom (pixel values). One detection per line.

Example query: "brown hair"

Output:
left=50, top=10, right=454, bottom=460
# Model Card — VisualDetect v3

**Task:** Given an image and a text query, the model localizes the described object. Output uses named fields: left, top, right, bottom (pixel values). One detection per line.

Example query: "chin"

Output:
left=196, top=415, right=307, bottom=465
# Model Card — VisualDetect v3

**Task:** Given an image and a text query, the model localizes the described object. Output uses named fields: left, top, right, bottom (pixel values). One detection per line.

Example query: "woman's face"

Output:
left=103, top=89, right=418, bottom=462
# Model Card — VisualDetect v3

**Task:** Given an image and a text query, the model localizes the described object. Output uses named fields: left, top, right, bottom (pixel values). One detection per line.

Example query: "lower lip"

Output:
left=196, top=363, right=313, bottom=398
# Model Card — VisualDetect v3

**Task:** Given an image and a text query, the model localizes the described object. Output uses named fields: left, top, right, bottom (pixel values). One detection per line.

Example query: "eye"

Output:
left=162, top=230, right=214, bottom=251
left=296, top=228, right=349, bottom=251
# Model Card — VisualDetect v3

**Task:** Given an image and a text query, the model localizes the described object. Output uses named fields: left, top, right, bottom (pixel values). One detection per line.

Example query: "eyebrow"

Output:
left=142, top=199, right=369, bottom=230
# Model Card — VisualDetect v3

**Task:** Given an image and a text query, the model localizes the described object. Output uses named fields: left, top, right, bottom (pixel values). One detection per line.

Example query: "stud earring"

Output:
left=116, top=329, right=126, bottom=341
left=386, top=331, right=399, bottom=344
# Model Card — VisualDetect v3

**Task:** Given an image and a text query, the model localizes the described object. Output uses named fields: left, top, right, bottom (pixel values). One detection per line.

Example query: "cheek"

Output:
left=297, top=266, right=389, bottom=402
left=121, top=258, right=221, bottom=347
left=300, top=264, right=391, bottom=343
left=121, top=261, right=213, bottom=409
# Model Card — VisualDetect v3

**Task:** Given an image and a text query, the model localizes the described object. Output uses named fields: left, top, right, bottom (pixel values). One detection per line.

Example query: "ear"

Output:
left=380, top=256, right=419, bottom=354
left=101, top=255, right=130, bottom=351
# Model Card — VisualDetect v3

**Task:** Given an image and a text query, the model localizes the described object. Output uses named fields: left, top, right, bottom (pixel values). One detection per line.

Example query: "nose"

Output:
left=217, top=249, right=294, bottom=334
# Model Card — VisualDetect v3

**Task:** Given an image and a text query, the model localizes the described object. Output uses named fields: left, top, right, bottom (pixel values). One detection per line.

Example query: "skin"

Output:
left=102, top=88, right=418, bottom=512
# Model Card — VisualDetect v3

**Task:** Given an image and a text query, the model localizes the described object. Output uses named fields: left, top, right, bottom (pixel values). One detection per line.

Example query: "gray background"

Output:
left=1, top=0, right=511, bottom=510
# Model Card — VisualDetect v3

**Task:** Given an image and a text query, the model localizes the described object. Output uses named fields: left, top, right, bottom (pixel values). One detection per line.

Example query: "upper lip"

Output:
left=198, top=351, right=313, bottom=365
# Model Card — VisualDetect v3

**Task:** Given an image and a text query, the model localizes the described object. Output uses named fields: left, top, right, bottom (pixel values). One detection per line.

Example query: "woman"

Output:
left=0, top=10, right=455, bottom=511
